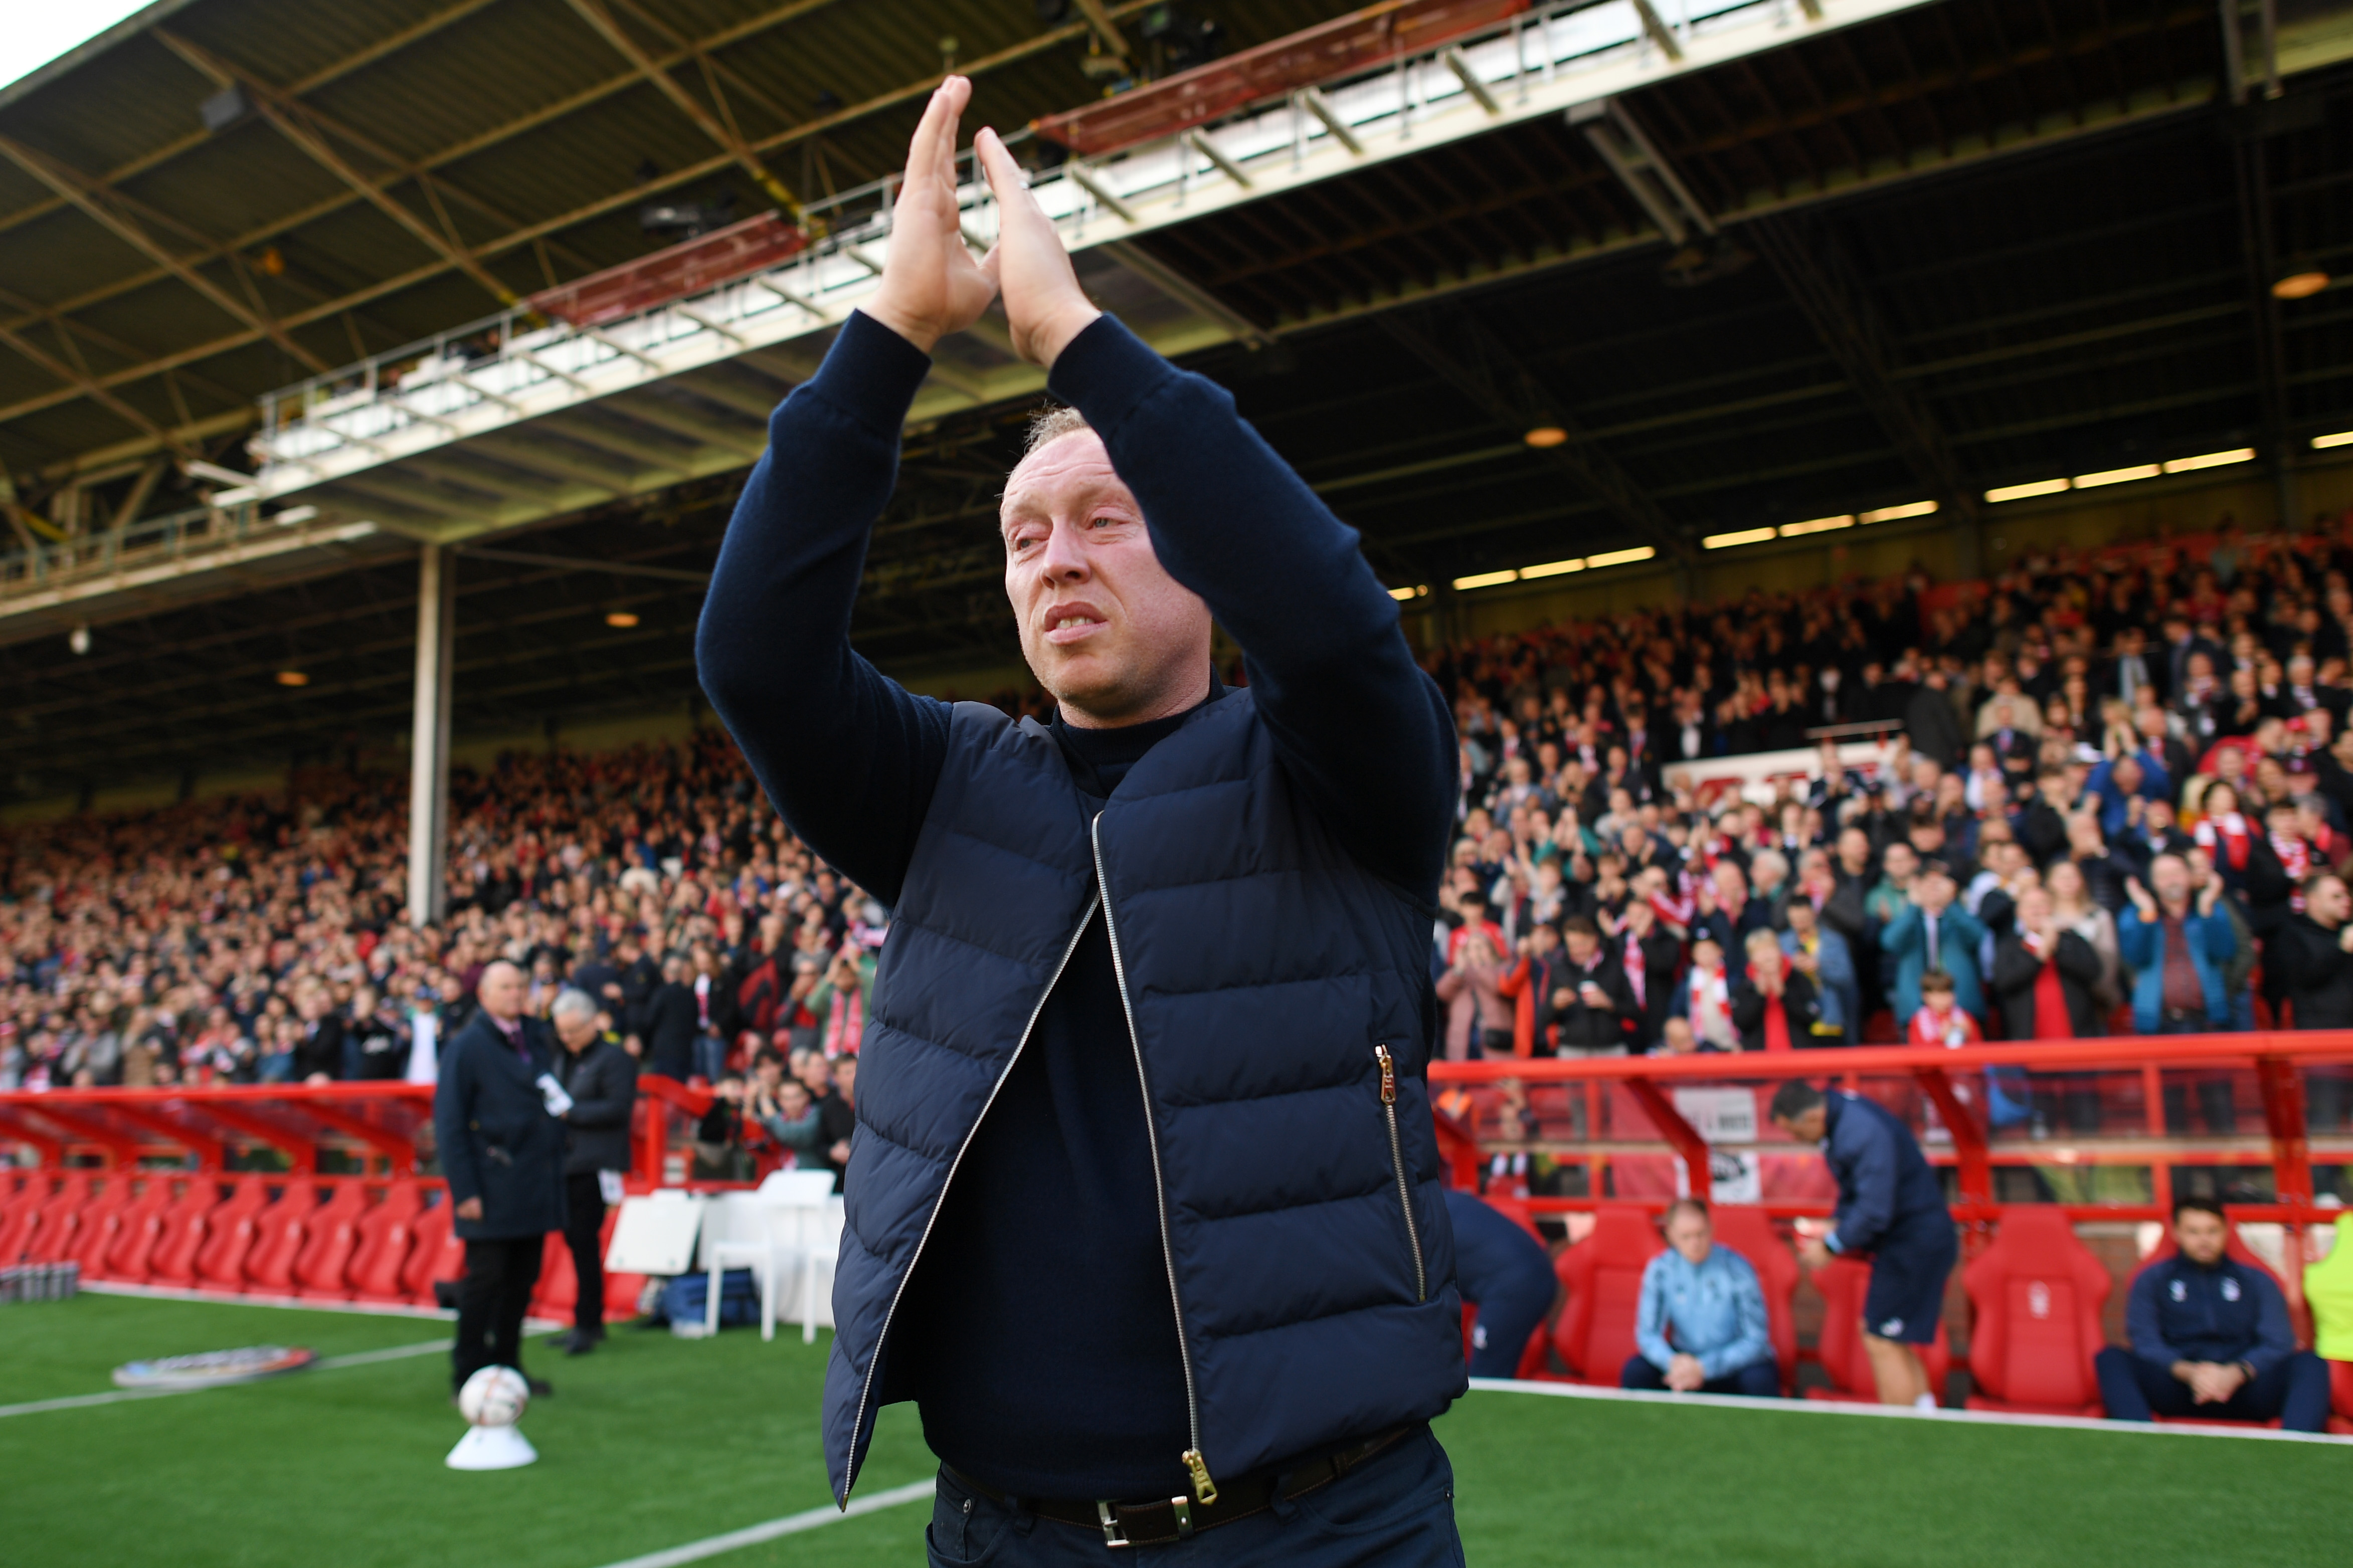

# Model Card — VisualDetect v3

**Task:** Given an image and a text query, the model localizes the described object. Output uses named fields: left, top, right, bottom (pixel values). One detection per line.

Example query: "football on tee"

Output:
left=458, top=1365, right=530, bottom=1428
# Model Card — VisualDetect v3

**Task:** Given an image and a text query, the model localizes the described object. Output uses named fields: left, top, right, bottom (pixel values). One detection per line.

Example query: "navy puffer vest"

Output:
left=822, top=691, right=1464, bottom=1504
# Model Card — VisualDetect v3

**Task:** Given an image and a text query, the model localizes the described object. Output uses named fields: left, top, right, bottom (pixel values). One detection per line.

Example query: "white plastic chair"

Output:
left=705, top=1168, right=838, bottom=1341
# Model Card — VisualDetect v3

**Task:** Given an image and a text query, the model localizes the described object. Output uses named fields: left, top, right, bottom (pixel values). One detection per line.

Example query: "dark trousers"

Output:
left=2093, top=1346, right=2332, bottom=1432
left=926, top=1426, right=1464, bottom=1567
left=1620, top=1353, right=1782, bottom=1398
left=562, top=1170, right=608, bottom=1334
left=453, top=1235, right=544, bottom=1391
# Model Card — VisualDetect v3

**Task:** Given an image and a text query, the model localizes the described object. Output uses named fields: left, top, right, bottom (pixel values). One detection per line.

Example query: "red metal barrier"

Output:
left=0, top=1079, right=724, bottom=1322
left=1428, top=1032, right=2353, bottom=1222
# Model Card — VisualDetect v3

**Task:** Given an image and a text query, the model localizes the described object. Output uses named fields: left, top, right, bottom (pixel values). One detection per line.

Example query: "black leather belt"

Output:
left=945, top=1425, right=1413, bottom=1549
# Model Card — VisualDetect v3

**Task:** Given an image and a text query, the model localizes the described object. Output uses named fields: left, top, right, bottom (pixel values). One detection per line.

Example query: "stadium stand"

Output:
left=9, top=519, right=2353, bottom=1378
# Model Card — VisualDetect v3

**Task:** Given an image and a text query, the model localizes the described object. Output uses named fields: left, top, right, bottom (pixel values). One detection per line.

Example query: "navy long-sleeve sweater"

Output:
left=696, top=309, right=1454, bottom=1499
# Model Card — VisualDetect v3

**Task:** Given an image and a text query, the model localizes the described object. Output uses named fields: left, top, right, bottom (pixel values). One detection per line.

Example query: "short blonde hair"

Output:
left=1023, top=403, right=1092, bottom=457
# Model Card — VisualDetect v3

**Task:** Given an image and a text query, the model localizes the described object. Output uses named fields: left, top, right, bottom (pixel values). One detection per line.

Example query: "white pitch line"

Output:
left=0, top=1338, right=449, bottom=1419
left=1468, top=1376, right=2353, bottom=1445
left=586, top=1480, right=936, bottom=1568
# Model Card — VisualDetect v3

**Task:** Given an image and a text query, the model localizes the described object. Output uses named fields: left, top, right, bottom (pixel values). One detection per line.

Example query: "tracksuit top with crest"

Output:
left=698, top=309, right=1467, bottom=1507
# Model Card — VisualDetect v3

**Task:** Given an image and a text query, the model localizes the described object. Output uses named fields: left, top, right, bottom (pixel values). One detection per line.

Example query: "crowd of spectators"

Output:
left=1427, top=518, right=2353, bottom=1132
left=0, top=729, right=871, bottom=1178
left=10, top=517, right=2353, bottom=1139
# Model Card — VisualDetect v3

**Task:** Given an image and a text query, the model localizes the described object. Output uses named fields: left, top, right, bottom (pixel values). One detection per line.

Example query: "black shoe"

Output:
left=526, top=1376, right=553, bottom=1398
left=562, top=1330, right=603, bottom=1357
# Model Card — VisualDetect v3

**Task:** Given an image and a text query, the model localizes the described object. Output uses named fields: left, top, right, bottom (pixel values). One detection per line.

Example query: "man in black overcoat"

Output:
left=433, top=959, right=568, bottom=1396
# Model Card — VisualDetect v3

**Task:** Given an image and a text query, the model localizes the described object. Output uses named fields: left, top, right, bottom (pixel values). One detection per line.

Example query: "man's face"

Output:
left=1001, top=430, right=1212, bottom=726
left=1564, top=931, right=1597, bottom=964
left=2174, top=1207, right=2229, bottom=1267
left=2151, top=855, right=2191, bottom=908
left=1785, top=900, right=1815, bottom=934
left=1665, top=1209, right=1713, bottom=1266
left=1838, top=829, right=1870, bottom=871
left=1773, top=1107, right=1827, bottom=1144
left=554, top=1011, right=598, bottom=1052
left=2311, top=876, right=2350, bottom=928
left=797, top=1052, right=833, bottom=1094
left=477, top=962, right=525, bottom=1021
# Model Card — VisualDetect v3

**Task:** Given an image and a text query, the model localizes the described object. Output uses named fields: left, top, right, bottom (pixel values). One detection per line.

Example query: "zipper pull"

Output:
left=1375, top=1044, right=1396, bottom=1105
left=1183, top=1448, right=1218, bottom=1504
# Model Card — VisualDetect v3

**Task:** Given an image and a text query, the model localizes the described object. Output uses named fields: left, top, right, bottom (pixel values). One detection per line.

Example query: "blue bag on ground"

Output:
left=650, top=1268, right=761, bottom=1328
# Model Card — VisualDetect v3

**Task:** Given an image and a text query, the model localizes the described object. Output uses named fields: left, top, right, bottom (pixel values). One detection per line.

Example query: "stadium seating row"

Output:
left=1500, top=1199, right=2353, bottom=1432
left=0, top=1168, right=634, bottom=1326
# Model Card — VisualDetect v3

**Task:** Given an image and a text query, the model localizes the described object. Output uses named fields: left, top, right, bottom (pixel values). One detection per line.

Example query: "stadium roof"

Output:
left=3, top=0, right=2352, bottom=802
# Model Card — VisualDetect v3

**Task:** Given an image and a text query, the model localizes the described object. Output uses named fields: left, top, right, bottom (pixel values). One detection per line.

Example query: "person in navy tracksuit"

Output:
left=2094, top=1196, right=2330, bottom=1430
left=1770, top=1081, right=1956, bottom=1408
left=1444, top=1190, right=1557, bottom=1380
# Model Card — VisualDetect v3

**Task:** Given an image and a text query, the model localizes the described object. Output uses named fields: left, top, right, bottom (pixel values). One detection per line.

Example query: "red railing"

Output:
left=1426, top=1032, right=2353, bottom=1229
left=7, top=1037, right=2345, bottom=1223
left=0, top=1073, right=739, bottom=1194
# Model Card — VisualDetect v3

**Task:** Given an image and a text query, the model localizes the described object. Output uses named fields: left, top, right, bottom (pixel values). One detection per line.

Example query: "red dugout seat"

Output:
left=146, top=1178, right=226, bottom=1288
left=346, top=1183, right=426, bottom=1304
left=401, top=1189, right=466, bottom=1307
left=0, top=1172, right=71, bottom=1262
left=94, top=1175, right=178, bottom=1284
left=1548, top=1206, right=1662, bottom=1384
left=193, top=1178, right=272, bottom=1290
left=1961, top=1208, right=2110, bottom=1416
left=240, top=1183, right=320, bottom=1294
left=17, top=1170, right=97, bottom=1269
left=2329, top=1360, right=2353, bottom=1437
left=1806, top=1255, right=1952, bottom=1404
left=61, top=1173, right=136, bottom=1272
left=292, top=1182, right=372, bottom=1299
left=1710, top=1206, right=1801, bottom=1394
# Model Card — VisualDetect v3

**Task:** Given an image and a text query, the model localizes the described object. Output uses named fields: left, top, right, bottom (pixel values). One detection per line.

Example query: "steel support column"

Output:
left=406, top=542, right=456, bottom=927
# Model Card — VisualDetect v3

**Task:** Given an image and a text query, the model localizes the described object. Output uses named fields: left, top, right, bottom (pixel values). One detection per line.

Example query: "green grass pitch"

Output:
left=2, top=1293, right=2339, bottom=1566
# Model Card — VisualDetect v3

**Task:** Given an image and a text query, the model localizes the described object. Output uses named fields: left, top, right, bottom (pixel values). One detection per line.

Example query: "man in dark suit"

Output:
left=642, top=954, right=697, bottom=1081
left=549, top=988, right=638, bottom=1356
left=433, top=960, right=568, bottom=1397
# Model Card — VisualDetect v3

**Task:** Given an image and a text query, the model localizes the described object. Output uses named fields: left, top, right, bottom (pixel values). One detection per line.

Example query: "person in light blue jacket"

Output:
left=1621, top=1200, right=1780, bottom=1397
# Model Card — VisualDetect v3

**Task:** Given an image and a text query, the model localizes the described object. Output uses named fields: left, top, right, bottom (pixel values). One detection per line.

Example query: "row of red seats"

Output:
left=0, top=1169, right=629, bottom=1325
left=1482, top=1199, right=2353, bottom=1432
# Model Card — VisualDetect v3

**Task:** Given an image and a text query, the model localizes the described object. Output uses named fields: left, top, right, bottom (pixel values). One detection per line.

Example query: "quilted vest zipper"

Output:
left=838, top=890, right=1101, bottom=1507
left=1375, top=1044, right=1427, bottom=1303
left=1090, top=812, right=1217, bottom=1506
